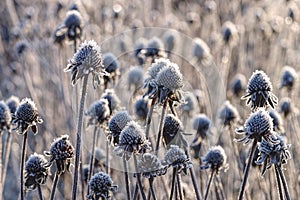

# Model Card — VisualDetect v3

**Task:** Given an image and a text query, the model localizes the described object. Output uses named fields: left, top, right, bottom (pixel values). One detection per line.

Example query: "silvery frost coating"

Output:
left=44, top=135, right=74, bottom=174
left=192, top=38, right=211, bottom=64
left=12, top=98, right=43, bottom=135
left=164, top=145, right=192, bottom=174
left=0, top=101, right=12, bottom=132
left=235, top=109, right=278, bottom=144
left=25, top=153, right=50, bottom=190
left=87, top=172, right=118, bottom=200
left=108, top=111, right=132, bottom=146
left=137, top=153, right=167, bottom=178
left=64, top=40, right=108, bottom=88
left=279, top=66, right=298, bottom=91
left=134, top=98, right=148, bottom=121
left=101, top=89, right=121, bottom=115
left=200, top=145, right=228, bottom=173
left=241, top=70, right=278, bottom=111
left=85, top=98, right=110, bottom=126
left=218, top=101, right=240, bottom=127
left=255, top=134, right=291, bottom=175
left=114, top=121, right=150, bottom=160
left=6, top=95, right=20, bottom=114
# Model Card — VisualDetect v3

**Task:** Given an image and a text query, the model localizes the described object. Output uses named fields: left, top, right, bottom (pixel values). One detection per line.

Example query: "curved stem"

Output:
left=169, top=167, right=177, bottom=200
left=238, top=139, right=257, bottom=200
left=155, top=100, right=168, bottom=154
left=37, top=185, right=44, bottom=200
left=123, top=158, right=131, bottom=200
left=50, top=173, right=60, bottom=200
left=20, top=132, right=28, bottom=200
left=276, top=164, right=291, bottom=200
left=204, top=170, right=215, bottom=200
left=134, top=155, right=147, bottom=200
left=274, top=165, right=284, bottom=200
left=87, top=126, right=98, bottom=195
left=71, top=75, right=89, bottom=200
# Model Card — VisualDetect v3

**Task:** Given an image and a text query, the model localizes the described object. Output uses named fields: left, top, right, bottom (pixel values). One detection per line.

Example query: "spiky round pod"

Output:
left=269, top=110, right=285, bottom=134
left=137, top=153, right=167, bottom=178
left=64, top=10, right=82, bottom=40
left=146, top=58, right=170, bottom=80
left=163, top=114, right=187, bottom=148
left=134, top=37, right=147, bottom=65
left=0, top=101, right=12, bottom=132
left=200, top=145, right=228, bottom=173
left=88, top=172, right=118, bottom=200
left=134, top=98, right=148, bottom=121
left=127, top=66, right=144, bottom=91
left=279, top=66, right=298, bottom=91
left=102, top=53, right=119, bottom=73
left=25, top=153, right=50, bottom=190
left=180, top=92, right=197, bottom=115
left=192, top=114, right=211, bottom=137
left=108, top=111, right=132, bottom=145
left=164, top=145, right=192, bottom=172
left=279, top=97, right=293, bottom=118
left=101, top=89, right=121, bottom=115
left=192, top=38, right=210, bottom=61
left=218, top=101, right=240, bottom=127
left=6, top=95, right=20, bottom=114
left=156, top=62, right=183, bottom=91
left=145, top=37, right=164, bottom=57
left=86, top=98, right=110, bottom=125
left=230, top=73, right=246, bottom=97
left=163, top=31, right=178, bottom=53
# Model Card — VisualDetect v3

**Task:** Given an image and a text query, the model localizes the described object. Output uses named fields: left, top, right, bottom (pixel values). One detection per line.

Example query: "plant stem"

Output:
left=71, top=75, right=89, bottom=200
left=149, top=177, right=157, bottom=200
left=2, top=131, right=12, bottom=185
left=238, top=139, right=257, bottom=200
left=123, top=157, right=131, bottom=200
left=37, top=185, right=44, bottom=200
left=87, top=126, right=98, bottom=195
left=106, top=140, right=109, bottom=174
left=169, top=167, right=177, bottom=200
left=276, top=164, right=291, bottom=200
left=0, top=131, right=2, bottom=197
left=134, top=155, right=147, bottom=200
left=20, top=132, right=28, bottom=200
left=176, top=173, right=183, bottom=200
left=50, top=173, right=60, bottom=200
left=145, top=97, right=157, bottom=139
left=155, top=100, right=168, bottom=154
left=204, top=170, right=215, bottom=200
left=185, top=150, right=201, bottom=200
left=274, top=165, right=284, bottom=200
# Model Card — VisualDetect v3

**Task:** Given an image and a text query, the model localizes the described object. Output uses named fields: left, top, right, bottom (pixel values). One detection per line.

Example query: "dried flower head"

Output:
left=221, top=21, right=239, bottom=46
left=25, top=153, right=50, bottom=190
left=230, top=73, right=247, bottom=97
left=200, top=145, right=228, bottom=173
left=134, top=37, right=147, bottom=65
left=134, top=98, right=149, bottom=121
left=235, top=109, right=278, bottom=145
left=6, top=95, right=20, bottom=114
left=269, top=110, right=285, bottom=134
left=12, top=98, right=43, bottom=135
left=87, top=172, right=118, bottom=200
left=279, top=97, right=295, bottom=118
left=144, top=37, right=166, bottom=58
left=241, top=70, right=278, bottom=111
left=101, top=89, right=121, bottom=115
left=163, top=31, right=178, bottom=55
left=255, top=135, right=291, bottom=175
left=192, top=114, right=211, bottom=138
left=108, top=111, right=132, bottom=145
left=64, top=40, right=108, bottom=88
left=114, top=121, right=150, bottom=160
left=44, top=135, right=74, bottom=174
left=279, top=66, right=298, bottom=91
left=127, top=66, right=144, bottom=91
left=164, top=145, right=192, bottom=174
left=180, top=92, right=197, bottom=116
left=14, top=40, right=29, bottom=57
left=192, top=38, right=211, bottom=63
left=86, top=98, right=110, bottom=126
left=137, top=153, right=167, bottom=178
left=0, top=101, right=12, bottom=132
left=102, top=53, right=120, bottom=87
left=218, top=101, right=240, bottom=127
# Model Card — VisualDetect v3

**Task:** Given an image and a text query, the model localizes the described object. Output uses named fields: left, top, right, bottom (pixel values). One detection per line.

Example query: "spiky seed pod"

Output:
left=230, top=73, right=247, bottom=97
left=241, top=70, right=278, bottom=111
left=269, top=110, right=285, bottom=134
left=255, top=135, right=291, bottom=175
left=163, top=31, right=178, bottom=54
left=137, top=153, right=167, bottom=178
left=127, top=66, right=144, bottom=91
left=101, top=89, right=121, bottom=115
left=44, top=135, right=74, bottom=174
left=134, top=98, right=148, bottom=121
left=6, top=95, right=20, bottom=114
left=134, top=37, right=147, bottom=65
left=164, top=145, right=192, bottom=173
left=156, top=62, right=183, bottom=91
left=218, top=101, right=240, bottom=127
left=86, top=99, right=110, bottom=126
left=114, top=121, right=150, bottom=160
left=87, top=172, right=118, bottom=200
left=12, top=98, right=43, bottom=135
left=64, top=40, right=107, bottom=88
left=200, top=145, right=228, bottom=173
left=0, top=101, right=12, bottom=132
left=235, top=108, right=278, bottom=145
left=102, top=53, right=120, bottom=86
left=192, top=114, right=211, bottom=138
left=279, top=66, right=298, bottom=91
left=180, top=92, right=197, bottom=116
left=279, top=97, right=294, bottom=118
left=108, top=111, right=132, bottom=145
left=145, top=37, right=165, bottom=58
left=63, top=10, right=83, bottom=41
left=192, top=38, right=211, bottom=63
left=24, top=153, right=50, bottom=190
left=221, top=21, right=239, bottom=46
left=163, top=114, right=188, bottom=149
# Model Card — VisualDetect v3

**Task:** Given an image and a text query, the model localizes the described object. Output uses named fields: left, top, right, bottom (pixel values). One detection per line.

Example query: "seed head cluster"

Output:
left=164, top=145, right=192, bottom=173
left=108, top=111, right=132, bottom=145
left=200, top=146, right=228, bottom=173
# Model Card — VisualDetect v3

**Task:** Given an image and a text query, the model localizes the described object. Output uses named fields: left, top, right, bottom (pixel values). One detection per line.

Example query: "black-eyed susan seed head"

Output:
left=127, top=66, right=144, bottom=91
left=86, top=98, right=110, bottom=126
left=180, top=92, right=197, bottom=116
left=134, top=98, right=148, bottom=121
left=164, top=145, right=192, bottom=173
left=108, top=111, right=132, bottom=145
left=65, top=40, right=107, bottom=88
left=156, top=62, right=183, bottom=92
left=101, top=89, right=121, bottom=115
left=13, top=98, right=43, bottom=135
left=218, top=101, right=240, bottom=127
left=0, top=101, right=12, bottom=132
left=87, top=172, right=118, bottom=200
left=200, top=145, right=228, bottom=173
left=45, top=135, right=74, bottom=174
left=25, top=153, right=50, bottom=190
left=6, top=95, right=20, bottom=114
left=279, top=66, right=298, bottom=91
left=137, top=153, right=167, bottom=178
left=241, top=70, right=278, bottom=111
left=269, top=110, right=285, bottom=134
left=230, top=73, right=246, bottom=97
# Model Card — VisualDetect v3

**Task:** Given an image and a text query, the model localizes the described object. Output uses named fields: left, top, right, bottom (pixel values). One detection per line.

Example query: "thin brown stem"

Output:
left=20, top=132, right=28, bottom=200
left=185, top=150, right=201, bottom=200
left=204, top=170, right=215, bottom=200
left=134, top=155, right=146, bottom=200
left=50, top=173, right=60, bottom=200
left=149, top=177, right=157, bottom=200
left=2, top=132, right=12, bottom=185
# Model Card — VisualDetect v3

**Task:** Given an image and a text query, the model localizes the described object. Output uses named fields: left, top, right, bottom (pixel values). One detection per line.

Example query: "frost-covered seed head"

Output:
left=64, top=10, right=82, bottom=29
left=180, top=92, right=197, bottom=115
left=192, top=38, right=211, bottom=61
left=101, top=89, right=121, bottom=114
left=146, top=58, right=170, bottom=80
left=134, top=98, right=148, bottom=121
left=219, top=101, right=240, bottom=127
left=279, top=97, right=293, bottom=118
left=6, top=95, right=20, bottom=114
left=127, top=67, right=144, bottom=91
left=156, top=62, right=183, bottom=91
left=137, top=153, right=167, bottom=178
left=102, top=53, right=119, bottom=73
left=86, top=99, right=110, bottom=125
left=164, top=145, right=192, bottom=172
left=279, top=66, right=297, bottom=91
left=200, top=146, right=228, bottom=173
left=192, top=114, right=211, bottom=137
left=163, top=31, right=178, bottom=54
left=0, top=101, right=12, bottom=132
left=221, top=21, right=239, bottom=45
left=108, top=111, right=132, bottom=145
left=163, top=114, right=186, bottom=148
left=269, top=110, right=285, bottom=134
left=145, top=37, right=165, bottom=57
left=230, top=74, right=246, bottom=97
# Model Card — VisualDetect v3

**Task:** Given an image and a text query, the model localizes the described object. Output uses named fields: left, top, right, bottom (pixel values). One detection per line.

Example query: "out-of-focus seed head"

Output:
left=145, top=58, right=170, bottom=81
left=235, top=109, right=278, bottom=145
left=279, top=97, right=295, bottom=118
left=156, top=62, right=183, bottom=91
left=0, top=101, right=12, bottom=132
left=192, top=38, right=211, bottom=63
left=137, top=153, right=167, bottom=178
left=218, top=101, right=240, bottom=127
left=230, top=73, right=247, bottom=97
left=134, top=98, right=148, bottom=121
left=163, top=31, right=178, bottom=55
left=204, top=0, right=217, bottom=13
left=13, top=98, right=43, bottom=135
left=192, top=114, right=211, bottom=137
left=180, top=92, right=197, bottom=116
left=63, top=10, right=82, bottom=40
left=221, top=21, right=239, bottom=46
left=87, top=172, right=118, bottom=200
left=86, top=98, right=110, bottom=126
left=134, top=37, right=147, bottom=65
left=241, top=70, right=278, bottom=111
left=64, top=40, right=107, bottom=88
left=127, top=66, right=144, bottom=91
left=279, top=66, right=298, bottom=91
left=102, top=53, right=120, bottom=87
left=25, top=153, right=50, bottom=190
left=144, top=37, right=165, bottom=58
left=200, top=145, right=228, bottom=173
left=45, top=135, right=74, bottom=174
left=6, top=95, right=20, bottom=114
left=164, top=145, right=192, bottom=173
left=14, top=40, right=29, bottom=57
left=108, top=111, right=132, bottom=145
left=101, top=89, right=121, bottom=115
left=269, top=110, right=285, bottom=134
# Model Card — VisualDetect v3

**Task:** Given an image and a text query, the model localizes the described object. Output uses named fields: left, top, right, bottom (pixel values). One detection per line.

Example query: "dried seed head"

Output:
left=230, top=73, right=246, bottom=97
left=242, top=70, right=278, bottom=111
left=164, top=145, right=192, bottom=172
left=6, top=95, right=20, bottom=114
left=180, top=92, right=197, bottom=116
left=218, top=101, right=240, bottom=127
left=13, top=98, right=43, bottom=135
left=163, top=31, right=178, bottom=54
left=269, top=110, right=285, bottom=134
left=200, top=145, right=228, bottom=173
left=101, top=89, right=121, bottom=115
left=134, top=37, right=147, bottom=65
left=0, top=101, right=12, bottom=132
left=134, top=98, right=148, bottom=121
left=146, top=58, right=170, bottom=80
left=65, top=40, right=107, bottom=88
left=127, top=66, right=144, bottom=91
left=192, top=114, right=211, bottom=138
left=156, top=62, right=183, bottom=91
left=102, top=53, right=120, bottom=86
left=25, top=153, right=50, bottom=190
left=86, top=98, right=110, bottom=126
left=88, top=172, right=118, bottom=200
left=279, top=97, right=294, bottom=118
left=163, top=114, right=187, bottom=148
left=221, top=21, right=239, bottom=46
left=145, top=37, right=165, bottom=57
left=64, top=10, right=83, bottom=40
left=279, top=66, right=298, bottom=91
left=108, top=111, right=132, bottom=145
left=137, top=153, right=167, bottom=178
left=192, top=38, right=211, bottom=62
left=14, top=40, right=29, bottom=57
